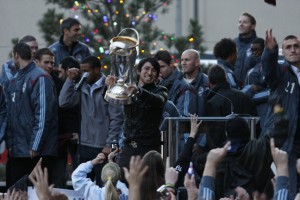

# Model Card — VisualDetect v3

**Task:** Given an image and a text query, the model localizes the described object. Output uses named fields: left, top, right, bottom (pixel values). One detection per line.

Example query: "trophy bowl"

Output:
left=110, top=36, right=138, bottom=56
left=104, top=28, right=139, bottom=105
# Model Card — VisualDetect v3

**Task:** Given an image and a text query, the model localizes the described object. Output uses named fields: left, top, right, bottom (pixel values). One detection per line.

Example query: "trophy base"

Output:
left=104, top=91, right=133, bottom=105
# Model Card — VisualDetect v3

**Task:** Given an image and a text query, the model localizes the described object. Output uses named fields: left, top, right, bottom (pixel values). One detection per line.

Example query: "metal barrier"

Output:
left=161, top=116, right=260, bottom=165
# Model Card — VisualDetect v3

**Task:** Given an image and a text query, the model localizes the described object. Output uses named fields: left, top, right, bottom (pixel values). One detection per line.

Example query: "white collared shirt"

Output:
left=89, top=76, right=104, bottom=96
left=291, top=65, right=300, bottom=85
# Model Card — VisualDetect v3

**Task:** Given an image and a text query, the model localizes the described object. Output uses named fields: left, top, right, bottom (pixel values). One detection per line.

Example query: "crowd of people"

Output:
left=0, top=11, right=300, bottom=200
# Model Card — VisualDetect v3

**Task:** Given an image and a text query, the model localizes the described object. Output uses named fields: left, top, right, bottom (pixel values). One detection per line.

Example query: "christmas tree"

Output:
left=38, top=0, right=206, bottom=71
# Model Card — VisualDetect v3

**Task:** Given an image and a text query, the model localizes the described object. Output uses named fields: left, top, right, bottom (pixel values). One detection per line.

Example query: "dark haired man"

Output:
left=262, top=30, right=300, bottom=196
left=234, top=12, right=258, bottom=86
left=6, top=43, right=58, bottom=188
left=106, top=57, right=168, bottom=179
left=213, top=38, right=240, bottom=89
left=58, top=56, right=80, bottom=80
left=1, top=35, right=38, bottom=91
left=154, top=50, right=195, bottom=116
left=205, top=65, right=256, bottom=150
left=49, top=17, right=91, bottom=67
left=59, top=56, right=123, bottom=186
left=242, top=38, right=269, bottom=129
left=36, top=48, right=75, bottom=187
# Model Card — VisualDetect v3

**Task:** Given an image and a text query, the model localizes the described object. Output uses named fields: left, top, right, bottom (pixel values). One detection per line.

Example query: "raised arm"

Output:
left=270, top=138, right=289, bottom=200
left=198, top=141, right=230, bottom=200
left=261, top=29, right=281, bottom=88
left=59, top=68, right=81, bottom=108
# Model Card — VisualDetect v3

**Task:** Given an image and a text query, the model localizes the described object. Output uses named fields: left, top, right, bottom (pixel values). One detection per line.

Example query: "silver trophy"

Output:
left=104, top=28, right=139, bottom=105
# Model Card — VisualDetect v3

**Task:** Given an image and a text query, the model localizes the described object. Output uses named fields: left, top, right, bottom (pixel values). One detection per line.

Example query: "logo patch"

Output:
left=22, top=82, right=27, bottom=93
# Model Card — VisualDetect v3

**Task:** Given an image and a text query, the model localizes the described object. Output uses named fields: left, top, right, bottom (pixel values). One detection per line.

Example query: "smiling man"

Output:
left=234, top=12, right=258, bottom=86
left=181, top=49, right=208, bottom=116
left=49, top=17, right=91, bottom=67
left=105, top=57, right=168, bottom=182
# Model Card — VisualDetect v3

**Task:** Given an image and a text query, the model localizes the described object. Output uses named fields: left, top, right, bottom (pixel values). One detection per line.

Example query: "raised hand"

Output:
left=105, top=75, right=117, bottom=88
left=203, top=141, right=231, bottom=177
left=206, top=141, right=231, bottom=167
left=270, top=138, right=288, bottom=176
left=265, top=29, right=277, bottom=51
left=190, top=114, right=202, bottom=138
left=184, top=173, right=198, bottom=200
left=124, top=156, right=148, bottom=187
left=165, top=157, right=178, bottom=186
left=28, top=158, right=52, bottom=200
left=91, top=153, right=106, bottom=166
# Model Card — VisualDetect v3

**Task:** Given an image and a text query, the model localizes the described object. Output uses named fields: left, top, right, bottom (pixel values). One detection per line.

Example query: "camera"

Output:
left=111, top=140, right=119, bottom=151
left=157, top=185, right=170, bottom=199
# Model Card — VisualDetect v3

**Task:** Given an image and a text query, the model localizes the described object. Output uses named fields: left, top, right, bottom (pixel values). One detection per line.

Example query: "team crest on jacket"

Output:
left=198, top=87, right=204, bottom=96
left=76, top=55, right=82, bottom=63
left=22, top=82, right=26, bottom=93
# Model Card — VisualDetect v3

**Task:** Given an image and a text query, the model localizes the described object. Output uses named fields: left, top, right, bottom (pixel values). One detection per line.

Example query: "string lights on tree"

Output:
left=38, top=0, right=205, bottom=70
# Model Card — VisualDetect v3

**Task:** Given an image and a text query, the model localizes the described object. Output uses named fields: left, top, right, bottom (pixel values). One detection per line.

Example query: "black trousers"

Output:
left=118, top=144, right=160, bottom=184
left=6, top=156, right=58, bottom=189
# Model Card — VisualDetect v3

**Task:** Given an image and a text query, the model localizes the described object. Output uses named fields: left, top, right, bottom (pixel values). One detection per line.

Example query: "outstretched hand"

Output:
left=91, top=153, right=106, bottom=166
left=190, top=114, right=202, bottom=138
left=28, top=158, right=52, bottom=200
left=164, top=157, right=178, bottom=185
left=203, top=141, right=231, bottom=178
left=124, top=156, right=148, bottom=187
left=4, top=189, right=28, bottom=200
left=206, top=141, right=231, bottom=167
left=270, top=138, right=288, bottom=176
left=184, top=173, right=198, bottom=200
left=265, top=29, right=277, bottom=51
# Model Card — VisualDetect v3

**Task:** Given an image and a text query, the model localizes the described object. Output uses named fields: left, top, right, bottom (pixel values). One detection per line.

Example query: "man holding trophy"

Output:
left=105, top=28, right=168, bottom=172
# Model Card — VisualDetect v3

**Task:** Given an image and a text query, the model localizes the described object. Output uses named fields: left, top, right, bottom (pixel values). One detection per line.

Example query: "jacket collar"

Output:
left=160, top=68, right=181, bottom=89
left=18, top=61, right=35, bottom=76
left=238, top=30, right=257, bottom=43
left=207, top=82, right=230, bottom=99
left=141, top=82, right=156, bottom=91
left=217, top=59, right=235, bottom=71
left=81, top=73, right=105, bottom=94
left=59, top=35, right=79, bottom=50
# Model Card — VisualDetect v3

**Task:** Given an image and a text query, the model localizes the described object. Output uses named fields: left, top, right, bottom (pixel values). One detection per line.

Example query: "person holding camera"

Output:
left=72, top=152, right=128, bottom=200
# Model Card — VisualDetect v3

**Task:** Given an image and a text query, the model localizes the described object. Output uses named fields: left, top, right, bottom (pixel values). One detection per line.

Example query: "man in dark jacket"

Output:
left=234, top=12, right=258, bottom=86
left=49, top=17, right=91, bottom=67
left=6, top=43, right=58, bottom=188
left=214, top=38, right=240, bottom=89
left=107, top=57, right=168, bottom=175
left=1, top=35, right=38, bottom=92
left=205, top=65, right=256, bottom=150
left=242, top=38, right=269, bottom=130
left=154, top=50, right=195, bottom=116
left=181, top=49, right=209, bottom=116
left=262, top=30, right=300, bottom=197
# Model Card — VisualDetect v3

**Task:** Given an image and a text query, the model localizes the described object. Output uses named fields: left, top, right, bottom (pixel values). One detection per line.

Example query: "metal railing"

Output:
left=161, top=116, right=260, bottom=165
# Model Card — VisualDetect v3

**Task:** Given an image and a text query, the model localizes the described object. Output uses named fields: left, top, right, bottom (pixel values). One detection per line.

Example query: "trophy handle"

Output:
left=117, top=28, right=140, bottom=46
